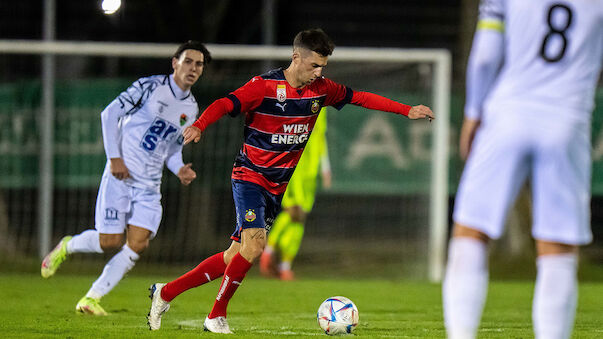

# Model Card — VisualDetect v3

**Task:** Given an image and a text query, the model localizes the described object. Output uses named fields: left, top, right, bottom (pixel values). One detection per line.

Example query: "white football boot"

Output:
left=147, top=283, right=170, bottom=330
left=203, top=316, right=233, bottom=334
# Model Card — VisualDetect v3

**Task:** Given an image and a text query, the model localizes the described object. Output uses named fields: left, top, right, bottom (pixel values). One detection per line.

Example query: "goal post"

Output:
left=0, top=39, right=450, bottom=282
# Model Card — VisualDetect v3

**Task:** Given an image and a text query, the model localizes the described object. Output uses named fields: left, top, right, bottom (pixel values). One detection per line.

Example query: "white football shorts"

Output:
left=94, top=171, right=162, bottom=238
left=453, top=109, right=592, bottom=245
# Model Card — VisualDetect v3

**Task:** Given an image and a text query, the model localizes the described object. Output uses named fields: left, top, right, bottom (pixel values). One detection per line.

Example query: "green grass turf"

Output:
left=0, top=273, right=602, bottom=338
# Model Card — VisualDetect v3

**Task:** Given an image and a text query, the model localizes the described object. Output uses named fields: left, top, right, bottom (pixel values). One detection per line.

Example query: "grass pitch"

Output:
left=1, top=272, right=602, bottom=338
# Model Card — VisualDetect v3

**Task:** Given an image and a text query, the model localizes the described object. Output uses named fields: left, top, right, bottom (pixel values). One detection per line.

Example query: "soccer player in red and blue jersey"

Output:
left=147, top=28, right=434, bottom=333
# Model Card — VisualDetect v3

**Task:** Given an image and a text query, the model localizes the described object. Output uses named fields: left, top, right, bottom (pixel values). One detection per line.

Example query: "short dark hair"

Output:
left=173, top=40, right=212, bottom=65
left=293, top=28, right=335, bottom=57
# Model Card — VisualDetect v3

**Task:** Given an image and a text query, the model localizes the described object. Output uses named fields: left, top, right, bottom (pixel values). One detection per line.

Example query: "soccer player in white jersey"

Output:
left=40, top=41, right=211, bottom=315
left=444, top=0, right=603, bottom=338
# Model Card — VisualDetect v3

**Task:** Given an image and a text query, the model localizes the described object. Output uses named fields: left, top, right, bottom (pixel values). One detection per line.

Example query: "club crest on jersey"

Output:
left=245, top=209, right=256, bottom=222
left=180, top=114, right=187, bottom=126
left=276, top=84, right=287, bottom=102
left=311, top=99, right=321, bottom=113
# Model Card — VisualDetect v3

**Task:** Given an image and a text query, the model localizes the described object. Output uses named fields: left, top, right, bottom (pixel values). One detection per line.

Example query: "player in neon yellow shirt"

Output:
left=260, top=107, right=331, bottom=280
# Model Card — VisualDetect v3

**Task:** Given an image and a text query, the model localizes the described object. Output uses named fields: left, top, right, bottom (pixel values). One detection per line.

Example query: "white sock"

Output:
left=443, top=237, right=489, bottom=339
left=264, top=245, right=274, bottom=255
left=533, top=253, right=578, bottom=339
left=67, top=229, right=103, bottom=254
left=87, top=244, right=139, bottom=298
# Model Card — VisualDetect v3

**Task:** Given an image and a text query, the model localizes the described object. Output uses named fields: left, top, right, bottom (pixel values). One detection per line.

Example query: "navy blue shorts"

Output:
left=230, top=180, right=283, bottom=242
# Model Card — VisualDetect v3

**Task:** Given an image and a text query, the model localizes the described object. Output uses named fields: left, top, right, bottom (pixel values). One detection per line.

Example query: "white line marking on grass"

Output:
left=177, top=319, right=204, bottom=328
left=250, top=329, right=322, bottom=336
left=480, top=328, right=504, bottom=332
left=177, top=321, right=323, bottom=336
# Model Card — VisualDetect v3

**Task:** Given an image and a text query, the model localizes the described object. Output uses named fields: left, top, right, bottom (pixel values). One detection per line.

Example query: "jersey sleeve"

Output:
left=227, top=76, right=266, bottom=117
left=191, top=77, right=266, bottom=132
left=100, top=100, right=124, bottom=159
left=477, top=0, right=505, bottom=31
left=464, top=0, right=505, bottom=120
left=321, top=78, right=410, bottom=115
left=478, top=0, right=505, bottom=23
left=99, top=77, right=157, bottom=159
left=166, top=104, right=196, bottom=175
left=165, top=140, right=185, bottom=175
left=191, top=98, right=232, bottom=132
left=321, top=78, right=353, bottom=110
left=350, top=91, right=411, bottom=116
left=116, top=76, right=158, bottom=115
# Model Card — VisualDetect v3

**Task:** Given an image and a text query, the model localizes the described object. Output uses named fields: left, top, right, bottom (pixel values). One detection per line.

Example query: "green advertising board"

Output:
left=328, top=103, right=441, bottom=194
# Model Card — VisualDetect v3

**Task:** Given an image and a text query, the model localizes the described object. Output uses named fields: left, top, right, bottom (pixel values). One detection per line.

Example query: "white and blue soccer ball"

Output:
left=317, top=296, right=359, bottom=335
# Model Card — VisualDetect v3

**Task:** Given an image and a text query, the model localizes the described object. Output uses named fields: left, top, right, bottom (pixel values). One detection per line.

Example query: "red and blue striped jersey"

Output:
left=192, top=68, right=412, bottom=195
left=227, top=68, right=352, bottom=195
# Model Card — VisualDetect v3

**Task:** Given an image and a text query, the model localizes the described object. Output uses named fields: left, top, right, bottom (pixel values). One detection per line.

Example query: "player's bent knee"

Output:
left=240, top=239, right=265, bottom=262
left=536, top=240, right=578, bottom=256
left=127, top=239, right=150, bottom=254
left=288, top=206, right=306, bottom=223
left=125, top=225, right=153, bottom=253
left=240, top=244, right=264, bottom=262
left=452, top=223, right=490, bottom=243
left=99, top=234, right=124, bottom=251
left=239, top=227, right=267, bottom=262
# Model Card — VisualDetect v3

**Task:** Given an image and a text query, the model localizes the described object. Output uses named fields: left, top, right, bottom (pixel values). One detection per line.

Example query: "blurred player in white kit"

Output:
left=40, top=41, right=211, bottom=316
left=444, top=1, right=603, bottom=338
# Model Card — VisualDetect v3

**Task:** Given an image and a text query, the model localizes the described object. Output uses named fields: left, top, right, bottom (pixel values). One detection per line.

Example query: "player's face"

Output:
left=294, top=49, right=328, bottom=87
left=172, top=49, right=204, bottom=91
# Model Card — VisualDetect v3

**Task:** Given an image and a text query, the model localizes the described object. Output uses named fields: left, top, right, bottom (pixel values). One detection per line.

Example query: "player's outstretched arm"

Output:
left=408, top=105, right=434, bottom=121
left=177, top=163, right=197, bottom=185
left=184, top=97, right=237, bottom=145
left=349, top=90, right=434, bottom=121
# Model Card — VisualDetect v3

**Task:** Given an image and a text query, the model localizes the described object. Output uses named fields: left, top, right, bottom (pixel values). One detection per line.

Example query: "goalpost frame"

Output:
left=0, top=40, right=451, bottom=282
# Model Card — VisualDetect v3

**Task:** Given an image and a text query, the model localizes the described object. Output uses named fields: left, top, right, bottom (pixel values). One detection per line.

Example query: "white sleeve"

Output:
left=100, top=77, right=156, bottom=159
left=100, top=99, right=125, bottom=159
left=464, top=29, right=504, bottom=120
left=165, top=137, right=185, bottom=176
left=116, top=77, right=157, bottom=115
left=464, top=0, right=505, bottom=120
left=478, top=0, right=504, bottom=22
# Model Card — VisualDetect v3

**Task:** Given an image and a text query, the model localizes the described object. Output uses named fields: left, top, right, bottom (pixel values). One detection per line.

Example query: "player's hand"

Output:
left=408, top=105, right=435, bottom=121
left=459, top=118, right=481, bottom=160
left=110, top=157, right=130, bottom=180
left=177, top=163, right=197, bottom=186
left=183, top=126, right=202, bottom=145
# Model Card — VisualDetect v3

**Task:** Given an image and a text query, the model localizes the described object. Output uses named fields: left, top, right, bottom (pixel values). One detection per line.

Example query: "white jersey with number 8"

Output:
left=454, top=0, right=603, bottom=245
left=480, top=0, right=603, bottom=122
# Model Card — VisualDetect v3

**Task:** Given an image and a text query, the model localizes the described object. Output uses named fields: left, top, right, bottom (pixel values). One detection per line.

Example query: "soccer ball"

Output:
left=317, top=296, right=359, bottom=335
